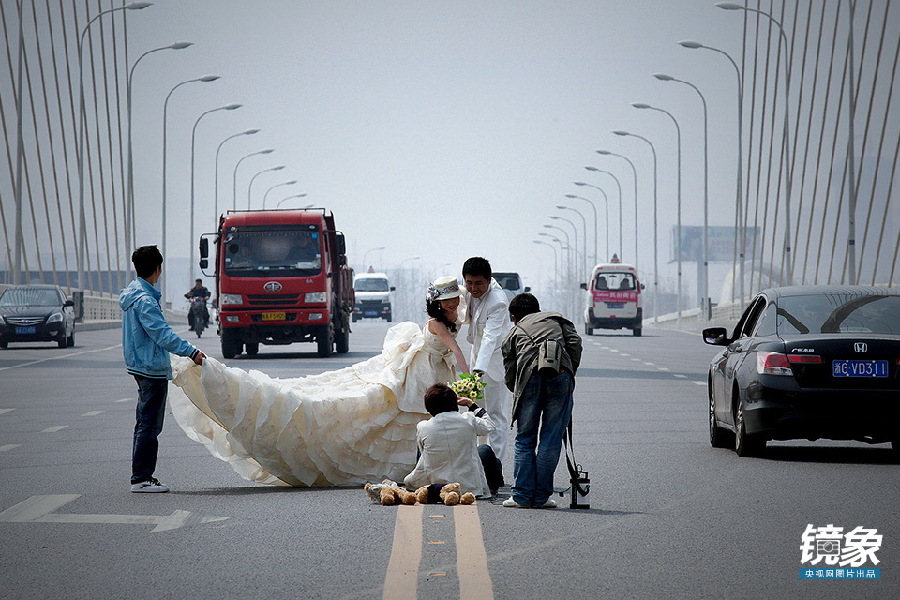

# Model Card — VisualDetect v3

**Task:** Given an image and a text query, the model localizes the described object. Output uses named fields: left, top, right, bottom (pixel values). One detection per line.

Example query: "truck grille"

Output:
left=246, top=294, right=300, bottom=307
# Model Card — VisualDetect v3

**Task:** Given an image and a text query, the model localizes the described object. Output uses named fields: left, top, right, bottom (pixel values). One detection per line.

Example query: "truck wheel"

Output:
left=221, top=328, right=240, bottom=359
left=352, top=314, right=358, bottom=323
left=245, top=342, right=259, bottom=356
left=584, top=323, right=593, bottom=336
left=317, top=324, right=334, bottom=357
left=632, top=328, right=642, bottom=337
left=385, top=315, right=392, bottom=322
left=335, top=328, right=349, bottom=354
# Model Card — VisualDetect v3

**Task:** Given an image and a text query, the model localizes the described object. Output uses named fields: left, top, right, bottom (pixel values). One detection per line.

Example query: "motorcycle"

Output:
left=189, top=297, right=208, bottom=338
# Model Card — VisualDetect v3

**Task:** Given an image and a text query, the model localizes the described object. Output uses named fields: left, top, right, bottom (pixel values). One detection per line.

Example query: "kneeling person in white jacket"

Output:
left=404, top=383, right=503, bottom=498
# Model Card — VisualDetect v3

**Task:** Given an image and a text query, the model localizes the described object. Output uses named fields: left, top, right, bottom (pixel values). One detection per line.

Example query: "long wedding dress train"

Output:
left=168, top=321, right=459, bottom=486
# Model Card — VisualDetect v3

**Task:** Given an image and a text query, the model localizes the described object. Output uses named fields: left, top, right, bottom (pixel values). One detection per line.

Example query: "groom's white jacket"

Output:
left=462, top=278, right=512, bottom=381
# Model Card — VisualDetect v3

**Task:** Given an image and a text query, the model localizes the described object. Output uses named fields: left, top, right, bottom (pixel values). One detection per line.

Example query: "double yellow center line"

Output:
left=383, top=504, right=494, bottom=600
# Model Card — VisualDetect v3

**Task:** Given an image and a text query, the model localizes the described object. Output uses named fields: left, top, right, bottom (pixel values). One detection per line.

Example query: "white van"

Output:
left=352, top=273, right=395, bottom=322
left=580, top=262, right=643, bottom=336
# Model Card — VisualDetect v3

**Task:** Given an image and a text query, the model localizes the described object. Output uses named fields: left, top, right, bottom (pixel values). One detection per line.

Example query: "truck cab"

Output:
left=580, top=261, right=643, bottom=337
left=200, top=209, right=354, bottom=358
left=352, top=272, right=394, bottom=322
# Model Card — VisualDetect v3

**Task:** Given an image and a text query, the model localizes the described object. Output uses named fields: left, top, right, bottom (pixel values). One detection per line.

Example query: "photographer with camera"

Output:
left=501, top=293, right=582, bottom=508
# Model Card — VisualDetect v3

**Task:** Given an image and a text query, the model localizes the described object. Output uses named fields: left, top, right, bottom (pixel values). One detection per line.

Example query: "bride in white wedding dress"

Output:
left=167, top=276, right=469, bottom=487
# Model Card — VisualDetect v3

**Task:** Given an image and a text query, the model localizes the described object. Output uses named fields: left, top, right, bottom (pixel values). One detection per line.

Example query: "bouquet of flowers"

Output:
left=448, top=372, right=486, bottom=400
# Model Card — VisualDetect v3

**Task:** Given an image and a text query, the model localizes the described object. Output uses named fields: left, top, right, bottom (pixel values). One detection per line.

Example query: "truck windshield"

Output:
left=354, top=279, right=389, bottom=292
left=223, top=227, right=322, bottom=277
left=594, top=272, right=636, bottom=291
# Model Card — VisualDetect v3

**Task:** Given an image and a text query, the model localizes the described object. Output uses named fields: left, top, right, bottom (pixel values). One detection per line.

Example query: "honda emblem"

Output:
left=854, top=342, right=867, bottom=353
left=263, top=281, right=282, bottom=293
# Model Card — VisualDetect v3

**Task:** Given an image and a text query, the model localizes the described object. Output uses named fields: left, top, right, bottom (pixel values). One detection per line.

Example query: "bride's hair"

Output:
left=426, top=299, right=457, bottom=332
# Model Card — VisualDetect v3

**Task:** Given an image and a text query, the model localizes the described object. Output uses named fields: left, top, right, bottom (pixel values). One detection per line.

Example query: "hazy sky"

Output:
left=119, top=0, right=753, bottom=300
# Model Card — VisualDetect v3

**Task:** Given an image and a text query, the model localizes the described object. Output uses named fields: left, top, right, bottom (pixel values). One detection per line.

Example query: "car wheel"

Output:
left=245, top=342, right=259, bottom=356
left=632, top=328, right=642, bottom=337
left=0, top=341, right=7, bottom=349
left=584, top=323, right=593, bottom=336
left=57, top=336, right=67, bottom=349
left=709, top=384, right=733, bottom=448
left=734, top=395, right=765, bottom=457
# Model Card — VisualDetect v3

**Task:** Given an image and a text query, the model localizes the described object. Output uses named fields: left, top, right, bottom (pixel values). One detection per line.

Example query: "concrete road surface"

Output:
left=1, top=320, right=896, bottom=599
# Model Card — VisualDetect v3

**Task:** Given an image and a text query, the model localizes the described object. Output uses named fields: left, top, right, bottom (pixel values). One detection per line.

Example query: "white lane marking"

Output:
left=620, top=353, right=631, bottom=357
left=115, top=398, right=132, bottom=403
left=674, top=374, right=687, bottom=379
left=82, top=411, right=104, bottom=417
left=694, top=381, right=708, bottom=386
left=0, top=408, right=15, bottom=415
left=383, top=504, right=423, bottom=600
left=455, top=504, right=494, bottom=600
left=657, top=367, right=671, bottom=371
left=609, top=349, right=620, bottom=353
left=631, top=358, right=641, bottom=362
left=0, top=344, right=122, bottom=372
left=0, top=444, right=21, bottom=452
left=41, top=426, right=68, bottom=433
left=644, top=362, right=655, bottom=366
left=0, top=495, right=228, bottom=533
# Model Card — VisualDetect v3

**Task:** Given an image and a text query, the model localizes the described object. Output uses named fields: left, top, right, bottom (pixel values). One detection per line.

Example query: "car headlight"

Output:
left=47, top=312, right=64, bottom=323
left=220, top=293, right=243, bottom=305
left=305, top=292, right=327, bottom=303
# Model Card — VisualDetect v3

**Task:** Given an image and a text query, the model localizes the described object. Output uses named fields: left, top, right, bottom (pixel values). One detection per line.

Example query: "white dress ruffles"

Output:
left=168, top=321, right=460, bottom=487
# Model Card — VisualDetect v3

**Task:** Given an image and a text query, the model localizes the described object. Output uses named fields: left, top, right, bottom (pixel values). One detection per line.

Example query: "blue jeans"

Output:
left=511, top=371, right=574, bottom=506
left=132, top=376, right=168, bottom=484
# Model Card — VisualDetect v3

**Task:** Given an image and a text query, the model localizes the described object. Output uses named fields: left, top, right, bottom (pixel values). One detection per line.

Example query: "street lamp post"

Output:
left=262, top=181, right=298, bottom=209
left=717, top=2, right=794, bottom=287
left=569, top=186, right=608, bottom=261
left=542, top=225, right=572, bottom=284
left=246, top=166, right=285, bottom=209
left=612, top=130, right=659, bottom=324
left=583, top=167, right=624, bottom=258
left=680, top=39, right=745, bottom=308
left=596, top=150, right=640, bottom=269
left=533, top=240, right=560, bottom=308
left=232, top=149, right=274, bottom=211
left=557, top=205, right=588, bottom=279
left=190, top=103, right=242, bottom=282
left=76, top=1, right=152, bottom=291
left=160, top=74, right=219, bottom=304
left=653, top=74, right=710, bottom=318
left=633, top=101, right=683, bottom=326
left=363, top=246, right=385, bottom=271
left=214, top=128, right=258, bottom=220
left=276, top=194, right=309, bottom=208
left=126, top=41, right=192, bottom=272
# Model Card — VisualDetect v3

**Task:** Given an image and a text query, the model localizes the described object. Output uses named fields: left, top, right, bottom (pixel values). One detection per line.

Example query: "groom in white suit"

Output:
left=461, top=256, right=513, bottom=464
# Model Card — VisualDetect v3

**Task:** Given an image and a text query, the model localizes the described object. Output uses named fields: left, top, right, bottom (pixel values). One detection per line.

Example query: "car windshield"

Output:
left=594, top=272, right=636, bottom=291
left=493, top=274, right=521, bottom=291
left=0, top=288, right=61, bottom=307
left=776, top=293, right=900, bottom=335
left=355, top=279, right=389, bottom=292
left=223, top=226, right=321, bottom=277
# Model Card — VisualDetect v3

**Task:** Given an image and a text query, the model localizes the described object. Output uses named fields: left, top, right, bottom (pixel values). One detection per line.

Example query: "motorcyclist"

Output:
left=185, top=279, right=211, bottom=331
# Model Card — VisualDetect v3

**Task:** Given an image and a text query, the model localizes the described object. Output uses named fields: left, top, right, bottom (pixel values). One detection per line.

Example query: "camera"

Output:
left=570, top=468, right=590, bottom=509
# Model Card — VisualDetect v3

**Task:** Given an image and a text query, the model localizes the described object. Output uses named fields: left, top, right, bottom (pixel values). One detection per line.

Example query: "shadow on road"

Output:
left=761, top=444, right=897, bottom=465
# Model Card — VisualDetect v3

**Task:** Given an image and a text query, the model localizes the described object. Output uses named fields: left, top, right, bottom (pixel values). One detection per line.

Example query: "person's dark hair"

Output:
left=423, top=383, right=458, bottom=416
left=426, top=299, right=457, bottom=332
left=462, top=256, right=491, bottom=280
left=195, top=279, right=202, bottom=284
left=132, top=245, right=163, bottom=279
left=509, top=293, right=541, bottom=322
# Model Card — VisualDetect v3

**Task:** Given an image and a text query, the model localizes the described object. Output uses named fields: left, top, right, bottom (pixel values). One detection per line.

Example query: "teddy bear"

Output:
left=364, top=480, right=418, bottom=506
left=414, top=482, right=476, bottom=506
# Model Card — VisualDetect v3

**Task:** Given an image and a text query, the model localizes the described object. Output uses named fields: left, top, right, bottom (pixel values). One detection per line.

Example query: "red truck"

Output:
left=199, top=209, right=354, bottom=358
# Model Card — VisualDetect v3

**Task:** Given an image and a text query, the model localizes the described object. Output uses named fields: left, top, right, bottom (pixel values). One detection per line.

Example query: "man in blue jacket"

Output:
left=119, top=246, right=206, bottom=493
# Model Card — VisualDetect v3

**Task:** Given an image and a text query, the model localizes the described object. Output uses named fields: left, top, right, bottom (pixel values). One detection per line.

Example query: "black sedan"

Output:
left=703, top=286, right=900, bottom=457
left=0, top=285, right=76, bottom=349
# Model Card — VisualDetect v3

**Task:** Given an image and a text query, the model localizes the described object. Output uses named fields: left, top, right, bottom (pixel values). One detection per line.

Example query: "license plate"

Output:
left=15, top=326, right=36, bottom=335
left=832, top=360, right=889, bottom=378
left=364, top=311, right=379, bottom=317
left=261, top=312, right=286, bottom=321
left=605, top=302, right=625, bottom=309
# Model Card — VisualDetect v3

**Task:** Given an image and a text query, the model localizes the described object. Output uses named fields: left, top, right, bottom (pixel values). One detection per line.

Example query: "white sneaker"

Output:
left=536, top=498, right=557, bottom=508
left=502, top=497, right=529, bottom=508
left=131, top=478, right=170, bottom=493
